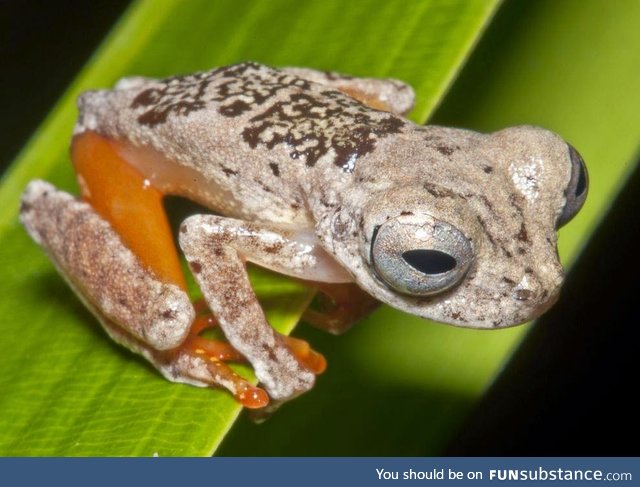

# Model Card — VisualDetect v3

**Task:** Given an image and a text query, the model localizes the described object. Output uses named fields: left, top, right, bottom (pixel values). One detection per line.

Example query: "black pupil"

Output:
left=402, top=249, right=457, bottom=274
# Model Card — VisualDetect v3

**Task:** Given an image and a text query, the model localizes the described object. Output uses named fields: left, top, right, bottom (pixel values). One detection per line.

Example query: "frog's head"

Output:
left=337, top=126, right=588, bottom=328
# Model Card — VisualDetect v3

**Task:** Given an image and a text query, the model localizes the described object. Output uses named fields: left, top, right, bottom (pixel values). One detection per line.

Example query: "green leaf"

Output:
left=218, top=0, right=640, bottom=455
left=0, top=0, right=501, bottom=455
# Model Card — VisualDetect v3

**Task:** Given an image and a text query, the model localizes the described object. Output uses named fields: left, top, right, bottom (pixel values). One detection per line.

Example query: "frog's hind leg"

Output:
left=71, top=131, right=186, bottom=289
left=170, top=311, right=269, bottom=408
left=301, top=281, right=381, bottom=335
left=21, top=131, right=277, bottom=408
left=72, top=131, right=289, bottom=407
left=282, top=67, right=415, bottom=115
left=20, top=180, right=194, bottom=352
left=69, top=131, right=328, bottom=403
left=21, top=179, right=272, bottom=409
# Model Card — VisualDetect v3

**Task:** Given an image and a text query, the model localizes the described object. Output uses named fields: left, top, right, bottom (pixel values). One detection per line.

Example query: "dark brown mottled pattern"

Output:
left=131, top=63, right=312, bottom=126
left=242, top=90, right=404, bottom=170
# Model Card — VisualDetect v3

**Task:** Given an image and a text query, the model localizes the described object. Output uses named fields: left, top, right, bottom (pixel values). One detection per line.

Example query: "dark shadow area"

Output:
left=218, top=325, right=475, bottom=456
left=446, top=155, right=640, bottom=455
left=164, top=195, right=214, bottom=242
left=221, top=387, right=472, bottom=456
left=428, top=0, right=640, bottom=456
left=0, top=0, right=131, bottom=172
left=430, top=0, right=531, bottom=130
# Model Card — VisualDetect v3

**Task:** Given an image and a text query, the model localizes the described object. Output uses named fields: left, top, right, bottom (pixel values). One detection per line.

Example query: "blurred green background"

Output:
left=1, top=0, right=638, bottom=456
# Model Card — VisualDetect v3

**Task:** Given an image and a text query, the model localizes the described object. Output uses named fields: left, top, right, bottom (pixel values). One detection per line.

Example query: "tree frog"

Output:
left=20, top=62, right=588, bottom=410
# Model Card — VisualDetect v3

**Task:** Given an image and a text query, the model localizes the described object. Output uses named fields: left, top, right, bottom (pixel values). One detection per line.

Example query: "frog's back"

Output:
left=74, top=62, right=409, bottom=225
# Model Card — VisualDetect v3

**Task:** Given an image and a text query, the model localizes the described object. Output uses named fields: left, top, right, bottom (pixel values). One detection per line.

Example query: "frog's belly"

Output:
left=116, top=141, right=313, bottom=227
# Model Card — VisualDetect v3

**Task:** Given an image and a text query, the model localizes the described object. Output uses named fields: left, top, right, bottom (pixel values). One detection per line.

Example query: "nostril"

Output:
left=513, top=288, right=534, bottom=301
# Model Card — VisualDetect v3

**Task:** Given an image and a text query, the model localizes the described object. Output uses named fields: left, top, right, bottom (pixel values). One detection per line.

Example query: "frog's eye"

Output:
left=556, top=144, right=588, bottom=228
left=370, top=216, right=474, bottom=296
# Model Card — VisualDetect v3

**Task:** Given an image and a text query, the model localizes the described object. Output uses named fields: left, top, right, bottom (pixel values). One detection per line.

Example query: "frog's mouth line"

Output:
left=363, top=254, right=566, bottom=329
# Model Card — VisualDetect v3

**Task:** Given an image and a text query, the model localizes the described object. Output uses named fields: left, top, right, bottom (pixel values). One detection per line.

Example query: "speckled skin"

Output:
left=20, top=182, right=194, bottom=350
left=74, top=62, right=576, bottom=326
left=75, top=63, right=414, bottom=226
left=21, top=62, right=585, bottom=403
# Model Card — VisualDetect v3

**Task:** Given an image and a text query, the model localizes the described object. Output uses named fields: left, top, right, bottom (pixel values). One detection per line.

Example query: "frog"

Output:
left=20, top=62, right=588, bottom=410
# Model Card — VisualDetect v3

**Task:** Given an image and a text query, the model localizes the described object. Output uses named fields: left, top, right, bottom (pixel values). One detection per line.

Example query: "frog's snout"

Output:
left=511, top=278, right=561, bottom=318
left=506, top=260, right=565, bottom=324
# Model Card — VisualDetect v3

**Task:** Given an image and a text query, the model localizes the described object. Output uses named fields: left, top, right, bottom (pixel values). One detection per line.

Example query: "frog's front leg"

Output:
left=178, top=215, right=352, bottom=401
left=283, top=67, right=415, bottom=115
